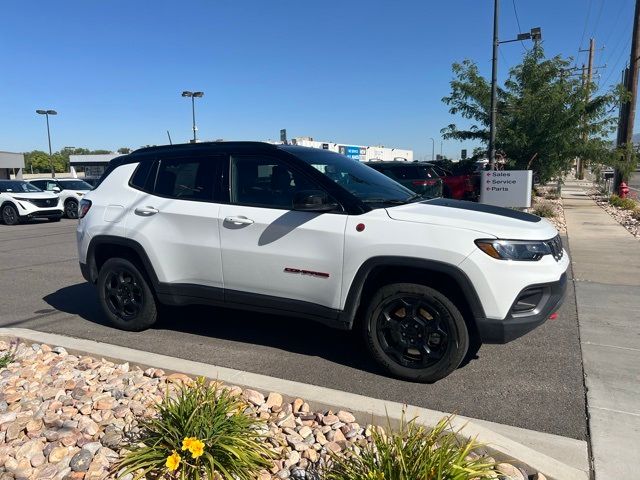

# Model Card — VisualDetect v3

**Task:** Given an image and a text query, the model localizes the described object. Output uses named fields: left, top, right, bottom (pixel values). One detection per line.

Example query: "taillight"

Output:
left=78, top=199, right=92, bottom=219
left=413, top=180, right=438, bottom=186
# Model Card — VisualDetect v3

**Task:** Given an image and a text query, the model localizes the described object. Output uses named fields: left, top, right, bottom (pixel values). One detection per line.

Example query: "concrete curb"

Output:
left=1, top=327, right=589, bottom=480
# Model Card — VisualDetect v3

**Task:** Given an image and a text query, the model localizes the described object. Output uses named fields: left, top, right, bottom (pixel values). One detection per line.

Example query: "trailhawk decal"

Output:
left=284, top=267, right=330, bottom=279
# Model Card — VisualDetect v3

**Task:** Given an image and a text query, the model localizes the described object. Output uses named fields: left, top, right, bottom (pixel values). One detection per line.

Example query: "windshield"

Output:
left=283, top=147, right=415, bottom=204
left=59, top=180, right=92, bottom=190
left=0, top=180, right=43, bottom=193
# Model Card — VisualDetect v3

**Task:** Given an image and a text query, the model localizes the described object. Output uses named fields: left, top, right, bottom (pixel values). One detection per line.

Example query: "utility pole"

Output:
left=576, top=39, right=595, bottom=180
left=489, top=0, right=499, bottom=170
left=618, top=0, right=640, bottom=189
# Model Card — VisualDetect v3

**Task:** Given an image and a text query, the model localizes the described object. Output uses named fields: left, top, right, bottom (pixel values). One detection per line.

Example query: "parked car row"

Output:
left=0, top=178, right=92, bottom=225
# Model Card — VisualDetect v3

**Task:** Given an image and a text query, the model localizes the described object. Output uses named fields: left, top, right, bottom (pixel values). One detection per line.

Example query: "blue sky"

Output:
left=0, top=0, right=636, bottom=159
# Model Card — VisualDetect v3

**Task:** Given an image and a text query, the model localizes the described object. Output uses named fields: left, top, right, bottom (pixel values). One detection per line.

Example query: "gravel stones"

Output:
left=0, top=340, right=533, bottom=480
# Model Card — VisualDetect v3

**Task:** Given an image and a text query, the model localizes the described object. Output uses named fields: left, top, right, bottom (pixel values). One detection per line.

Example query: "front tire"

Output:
left=1, top=204, right=21, bottom=225
left=97, top=258, right=157, bottom=331
left=363, top=283, right=469, bottom=382
left=65, top=199, right=79, bottom=219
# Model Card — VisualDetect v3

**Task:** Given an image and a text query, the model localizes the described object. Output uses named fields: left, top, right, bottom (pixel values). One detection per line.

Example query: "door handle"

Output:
left=134, top=206, right=159, bottom=216
left=224, top=216, right=254, bottom=225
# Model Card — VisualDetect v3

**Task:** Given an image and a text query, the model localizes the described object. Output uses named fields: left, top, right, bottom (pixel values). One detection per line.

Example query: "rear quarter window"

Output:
left=129, top=161, right=158, bottom=192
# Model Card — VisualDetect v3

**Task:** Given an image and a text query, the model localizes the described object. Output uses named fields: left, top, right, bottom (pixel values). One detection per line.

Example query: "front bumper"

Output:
left=476, top=272, right=567, bottom=343
left=27, top=209, right=64, bottom=219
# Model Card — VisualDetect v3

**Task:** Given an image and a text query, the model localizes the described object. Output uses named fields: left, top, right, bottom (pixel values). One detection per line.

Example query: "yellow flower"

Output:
left=188, top=438, right=205, bottom=459
left=181, top=437, right=196, bottom=452
left=165, top=451, right=181, bottom=472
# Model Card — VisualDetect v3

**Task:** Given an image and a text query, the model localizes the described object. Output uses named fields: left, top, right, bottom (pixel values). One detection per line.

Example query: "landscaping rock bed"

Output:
left=0, top=340, right=540, bottom=480
left=531, top=185, right=566, bottom=234
left=587, top=188, right=640, bottom=239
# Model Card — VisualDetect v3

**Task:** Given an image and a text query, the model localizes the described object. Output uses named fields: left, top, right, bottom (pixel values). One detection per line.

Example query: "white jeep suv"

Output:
left=76, top=143, right=568, bottom=382
left=28, top=178, right=92, bottom=219
left=0, top=180, right=63, bottom=225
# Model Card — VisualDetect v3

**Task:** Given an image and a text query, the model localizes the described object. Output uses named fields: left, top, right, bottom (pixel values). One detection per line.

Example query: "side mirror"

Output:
left=292, top=190, right=339, bottom=212
left=52, top=187, right=61, bottom=193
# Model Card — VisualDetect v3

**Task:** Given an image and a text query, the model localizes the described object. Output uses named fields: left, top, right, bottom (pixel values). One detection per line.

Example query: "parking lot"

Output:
left=0, top=219, right=587, bottom=440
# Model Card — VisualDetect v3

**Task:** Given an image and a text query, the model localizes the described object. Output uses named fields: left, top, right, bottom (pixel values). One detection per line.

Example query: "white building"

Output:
left=69, top=154, right=122, bottom=179
left=0, top=151, right=25, bottom=180
left=289, top=137, right=413, bottom=162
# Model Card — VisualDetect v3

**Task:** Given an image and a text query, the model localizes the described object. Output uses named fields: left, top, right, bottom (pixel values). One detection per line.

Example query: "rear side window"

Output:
left=129, top=161, right=158, bottom=193
left=153, top=157, right=216, bottom=202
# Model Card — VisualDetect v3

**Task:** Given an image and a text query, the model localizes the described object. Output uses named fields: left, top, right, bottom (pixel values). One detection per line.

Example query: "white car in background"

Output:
left=28, top=178, right=92, bottom=219
left=0, top=180, right=63, bottom=225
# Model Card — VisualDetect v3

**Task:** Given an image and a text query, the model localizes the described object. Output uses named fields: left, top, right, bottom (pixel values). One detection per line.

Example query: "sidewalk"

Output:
left=562, top=179, right=640, bottom=479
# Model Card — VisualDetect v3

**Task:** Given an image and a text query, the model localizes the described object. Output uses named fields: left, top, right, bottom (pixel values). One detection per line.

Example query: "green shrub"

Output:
left=0, top=352, right=14, bottom=369
left=323, top=416, right=496, bottom=480
left=116, top=379, right=274, bottom=480
left=632, top=209, right=640, bottom=221
left=532, top=203, right=555, bottom=218
left=609, top=195, right=638, bottom=210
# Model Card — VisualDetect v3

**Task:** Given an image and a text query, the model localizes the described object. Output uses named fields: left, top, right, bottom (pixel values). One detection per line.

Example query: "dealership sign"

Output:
left=480, top=170, right=532, bottom=208
left=339, top=145, right=362, bottom=160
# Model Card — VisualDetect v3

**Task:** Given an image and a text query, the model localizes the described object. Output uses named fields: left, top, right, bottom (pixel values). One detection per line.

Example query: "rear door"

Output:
left=124, top=154, right=225, bottom=293
left=218, top=153, right=347, bottom=312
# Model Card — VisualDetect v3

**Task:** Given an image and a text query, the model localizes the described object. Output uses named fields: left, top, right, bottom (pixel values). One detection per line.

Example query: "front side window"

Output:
left=153, top=157, right=215, bottom=201
left=230, top=155, right=320, bottom=209
left=283, top=147, right=415, bottom=205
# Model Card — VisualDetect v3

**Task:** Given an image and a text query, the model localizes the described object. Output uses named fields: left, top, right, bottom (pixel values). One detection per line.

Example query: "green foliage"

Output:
left=532, top=203, right=556, bottom=218
left=116, top=379, right=273, bottom=480
left=609, top=195, right=638, bottom=210
left=117, top=147, right=132, bottom=154
left=23, top=147, right=114, bottom=174
left=323, top=416, right=496, bottom=480
left=442, top=48, right=623, bottom=183
left=631, top=209, right=640, bottom=221
left=0, top=352, right=14, bottom=369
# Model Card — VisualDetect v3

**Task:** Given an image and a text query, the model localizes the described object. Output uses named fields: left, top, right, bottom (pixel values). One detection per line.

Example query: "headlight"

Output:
left=475, top=239, right=552, bottom=261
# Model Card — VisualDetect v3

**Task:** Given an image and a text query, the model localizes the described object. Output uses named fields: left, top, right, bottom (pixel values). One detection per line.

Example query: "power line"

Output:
left=511, top=0, right=529, bottom=52
left=578, top=0, right=593, bottom=52
left=590, top=0, right=605, bottom=40
left=601, top=0, right=631, bottom=51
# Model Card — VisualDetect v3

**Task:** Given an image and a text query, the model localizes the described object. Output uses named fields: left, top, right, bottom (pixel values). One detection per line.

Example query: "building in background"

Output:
left=287, top=137, right=414, bottom=162
left=0, top=151, right=25, bottom=180
left=69, top=154, right=122, bottom=181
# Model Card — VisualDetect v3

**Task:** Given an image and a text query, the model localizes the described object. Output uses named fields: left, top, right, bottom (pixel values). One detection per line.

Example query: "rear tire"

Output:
left=363, top=283, right=469, bottom=382
left=1, top=204, right=21, bottom=225
left=97, top=257, right=157, bottom=331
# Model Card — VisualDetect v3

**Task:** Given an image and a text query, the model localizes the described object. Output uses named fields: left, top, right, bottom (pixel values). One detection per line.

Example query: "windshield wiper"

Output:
left=362, top=194, right=423, bottom=205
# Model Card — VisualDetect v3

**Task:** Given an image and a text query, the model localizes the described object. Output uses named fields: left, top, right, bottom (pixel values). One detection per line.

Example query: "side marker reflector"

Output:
left=549, top=312, right=558, bottom=320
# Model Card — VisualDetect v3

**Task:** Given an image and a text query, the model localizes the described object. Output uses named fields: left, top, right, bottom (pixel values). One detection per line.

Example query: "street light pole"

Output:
left=429, top=138, right=435, bottom=161
left=489, top=0, right=499, bottom=171
left=181, top=91, right=204, bottom=143
left=36, top=109, right=58, bottom=178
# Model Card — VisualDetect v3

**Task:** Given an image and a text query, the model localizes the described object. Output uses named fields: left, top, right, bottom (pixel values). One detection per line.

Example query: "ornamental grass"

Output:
left=116, top=378, right=273, bottom=480
left=322, top=416, right=496, bottom=480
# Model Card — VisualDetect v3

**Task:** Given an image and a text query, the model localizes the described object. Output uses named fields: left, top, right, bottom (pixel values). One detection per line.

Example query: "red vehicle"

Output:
left=430, top=162, right=480, bottom=201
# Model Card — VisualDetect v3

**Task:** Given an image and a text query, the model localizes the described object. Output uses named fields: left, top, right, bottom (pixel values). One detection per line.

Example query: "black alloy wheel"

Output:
left=364, top=283, right=469, bottom=382
left=104, top=269, right=144, bottom=321
left=65, top=199, right=79, bottom=219
left=376, top=295, right=450, bottom=369
left=1, top=204, right=20, bottom=225
left=97, top=257, right=158, bottom=331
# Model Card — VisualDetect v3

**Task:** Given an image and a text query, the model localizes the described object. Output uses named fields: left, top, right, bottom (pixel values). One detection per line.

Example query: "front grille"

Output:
left=546, top=235, right=564, bottom=261
left=29, top=198, right=59, bottom=208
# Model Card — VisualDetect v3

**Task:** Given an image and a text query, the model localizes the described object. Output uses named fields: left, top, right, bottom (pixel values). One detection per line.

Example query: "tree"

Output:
left=24, top=147, right=114, bottom=174
left=442, top=48, right=623, bottom=182
left=117, top=147, right=131, bottom=154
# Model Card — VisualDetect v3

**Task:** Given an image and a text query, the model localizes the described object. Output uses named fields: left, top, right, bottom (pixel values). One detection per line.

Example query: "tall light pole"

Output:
left=429, top=137, right=435, bottom=161
left=36, top=109, right=57, bottom=177
left=488, top=0, right=541, bottom=170
left=181, top=91, right=204, bottom=143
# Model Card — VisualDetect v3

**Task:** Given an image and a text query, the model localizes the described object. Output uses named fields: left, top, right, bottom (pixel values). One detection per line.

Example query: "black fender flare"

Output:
left=338, top=256, right=486, bottom=329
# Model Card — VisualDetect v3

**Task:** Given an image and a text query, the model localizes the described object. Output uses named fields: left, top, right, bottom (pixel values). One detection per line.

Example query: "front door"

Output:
left=219, top=154, right=347, bottom=311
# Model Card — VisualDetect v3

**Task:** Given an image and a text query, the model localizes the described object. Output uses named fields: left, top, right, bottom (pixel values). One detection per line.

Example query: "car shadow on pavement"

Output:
left=43, top=283, right=393, bottom=377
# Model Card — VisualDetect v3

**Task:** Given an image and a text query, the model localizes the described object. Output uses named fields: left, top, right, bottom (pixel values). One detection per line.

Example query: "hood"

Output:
left=386, top=198, right=558, bottom=240
left=3, top=191, right=58, bottom=200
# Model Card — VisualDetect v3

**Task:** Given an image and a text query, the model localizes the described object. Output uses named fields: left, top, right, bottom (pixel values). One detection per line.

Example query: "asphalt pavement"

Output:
left=0, top=219, right=587, bottom=440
